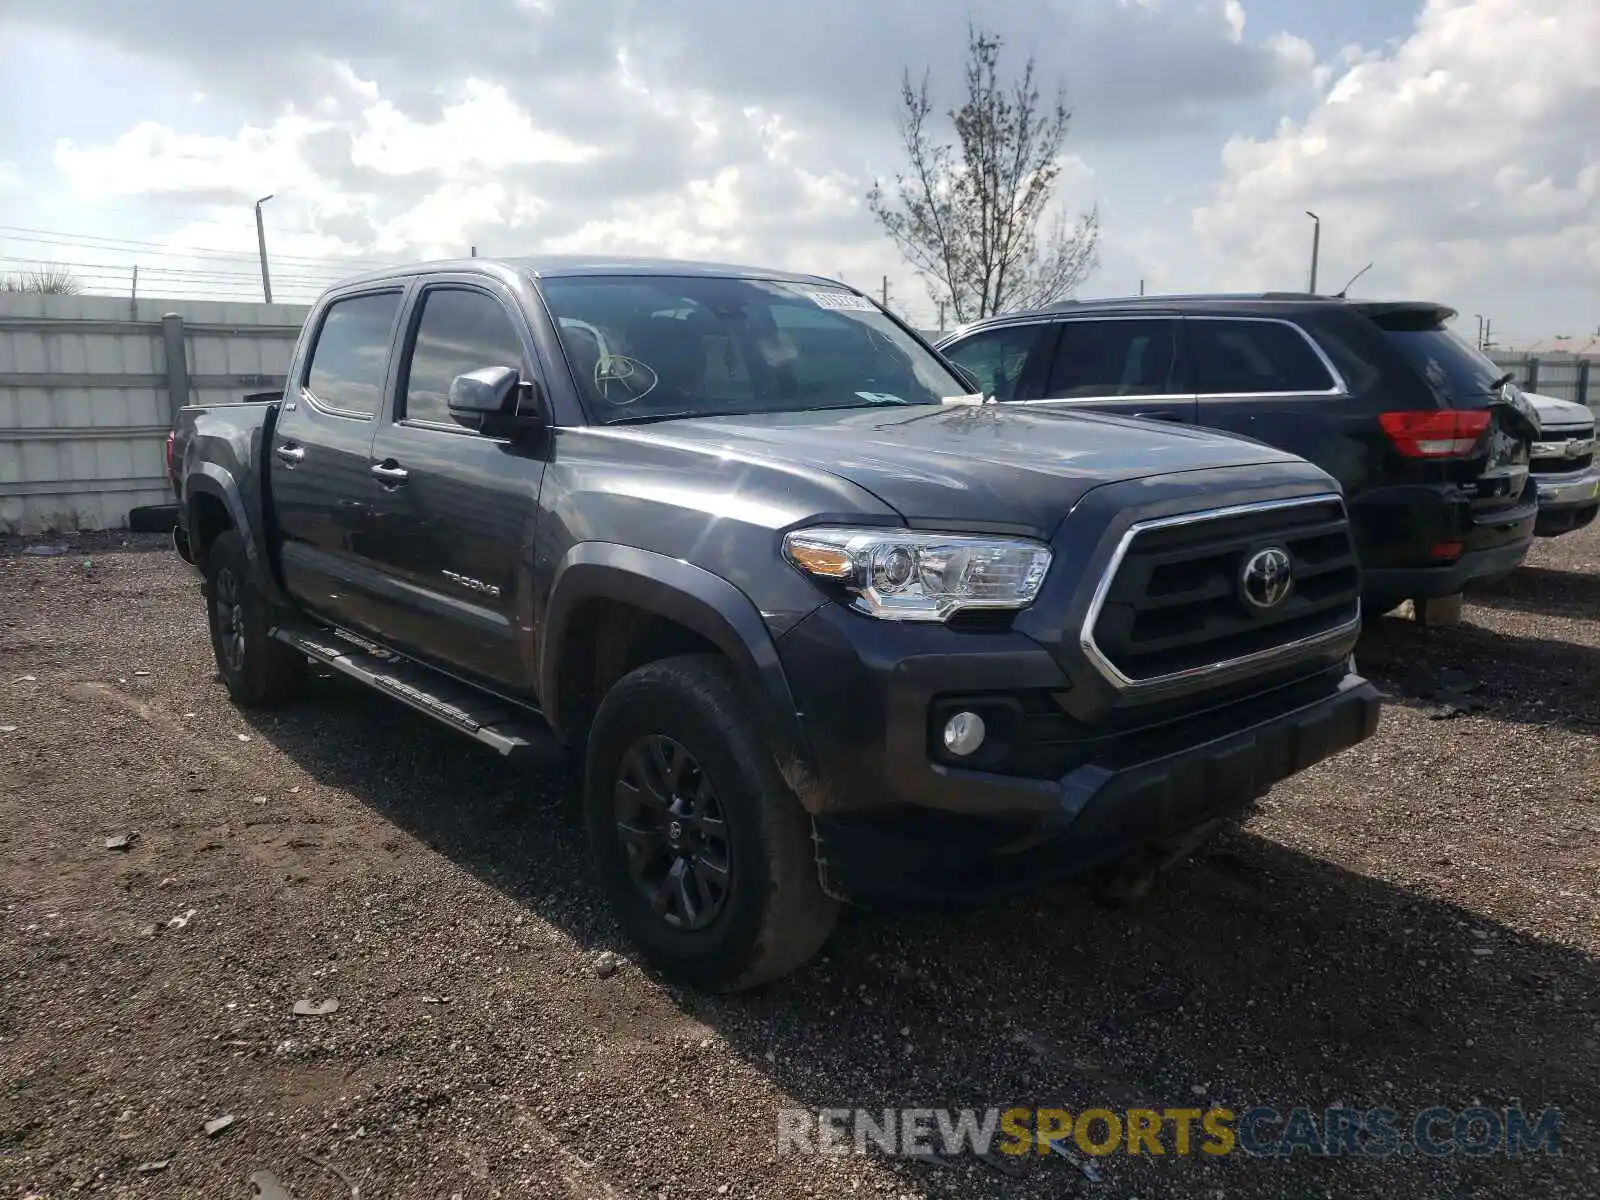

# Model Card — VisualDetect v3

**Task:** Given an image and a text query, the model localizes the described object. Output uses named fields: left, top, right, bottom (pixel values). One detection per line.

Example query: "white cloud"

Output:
left=0, top=162, right=21, bottom=193
left=349, top=81, right=595, bottom=178
left=1194, top=0, right=1600, bottom=318
left=54, top=116, right=330, bottom=199
left=1223, top=0, right=1247, bottom=43
left=0, top=0, right=1400, bottom=322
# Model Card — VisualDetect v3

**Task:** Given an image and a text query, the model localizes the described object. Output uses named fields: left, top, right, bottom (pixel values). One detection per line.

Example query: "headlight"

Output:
left=782, top=526, right=1052, bottom=621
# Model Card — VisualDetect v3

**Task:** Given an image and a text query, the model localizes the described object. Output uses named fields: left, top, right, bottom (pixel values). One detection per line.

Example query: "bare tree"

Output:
left=868, top=25, right=1099, bottom=324
left=1, top=265, right=84, bottom=295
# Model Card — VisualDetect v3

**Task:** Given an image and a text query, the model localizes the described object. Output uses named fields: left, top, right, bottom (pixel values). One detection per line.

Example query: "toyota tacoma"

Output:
left=170, top=256, right=1380, bottom=990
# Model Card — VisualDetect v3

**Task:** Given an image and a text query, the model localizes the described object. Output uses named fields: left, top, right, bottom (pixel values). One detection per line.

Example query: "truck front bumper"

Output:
left=1533, top=464, right=1600, bottom=537
left=775, top=604, right=1379, bottom=904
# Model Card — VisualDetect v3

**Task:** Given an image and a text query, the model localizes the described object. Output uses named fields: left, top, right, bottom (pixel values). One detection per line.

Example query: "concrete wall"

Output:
left=1489, top=350, right=1597, bottom=416
left=0, top=293, right=311, bottom=534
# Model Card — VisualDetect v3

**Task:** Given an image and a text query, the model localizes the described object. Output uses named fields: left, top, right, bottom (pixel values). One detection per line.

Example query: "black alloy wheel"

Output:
left=614, top=734, right=733, bottom=931
left=212, top=564, right=247, bottom=675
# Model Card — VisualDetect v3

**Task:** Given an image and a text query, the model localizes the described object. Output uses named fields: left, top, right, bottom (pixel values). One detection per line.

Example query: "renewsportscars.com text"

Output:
left=777, top=1106, right=1562, bottom=1159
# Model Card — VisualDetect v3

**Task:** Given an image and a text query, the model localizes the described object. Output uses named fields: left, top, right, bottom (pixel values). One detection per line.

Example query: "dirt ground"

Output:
left=1, top=525, right=1597, bottom=1199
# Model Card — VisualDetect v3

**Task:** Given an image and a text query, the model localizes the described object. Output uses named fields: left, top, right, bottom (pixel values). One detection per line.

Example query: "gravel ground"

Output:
left=1, top=526, right=1597, bottom=1199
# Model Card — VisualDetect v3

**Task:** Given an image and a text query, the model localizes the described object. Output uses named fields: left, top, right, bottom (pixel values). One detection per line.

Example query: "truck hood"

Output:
left=1524, top=390, right=1595, bottom=433
left=637, top=403, right=1312, bottom=534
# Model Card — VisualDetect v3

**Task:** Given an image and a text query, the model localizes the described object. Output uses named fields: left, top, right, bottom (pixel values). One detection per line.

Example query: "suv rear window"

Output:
left=1377, top=326, right=1504, bottom=403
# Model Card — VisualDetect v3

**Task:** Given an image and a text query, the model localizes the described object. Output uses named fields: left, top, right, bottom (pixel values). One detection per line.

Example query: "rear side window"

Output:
left=1379, top=327, right=1503, bottom=402
left=305, top=292, right=402, bottom=417
left=402, top=288, right=527, bottom=425
left=1046, top=319, right=1179, bottom=398
left=1188, top=319, right=1335, bottom=395
left=942, top=324, right=1049, bottom=400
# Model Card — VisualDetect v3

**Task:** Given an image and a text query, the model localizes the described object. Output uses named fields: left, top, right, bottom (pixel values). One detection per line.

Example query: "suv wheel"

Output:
left=583, top=655, right=839, bottom=991
left=203, top=530, right=306, bottom=706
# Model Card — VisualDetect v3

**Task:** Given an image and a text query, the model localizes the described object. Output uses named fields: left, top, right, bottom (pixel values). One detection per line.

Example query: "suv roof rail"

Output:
left=1061, top=291, right=1325, bottom=306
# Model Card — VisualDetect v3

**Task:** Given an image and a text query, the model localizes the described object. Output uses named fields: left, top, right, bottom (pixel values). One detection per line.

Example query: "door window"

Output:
left=1045, top=319, right=1180, bottom=398
left=1188, top=319, right=1335, bottom=395
left=941, top=324, right=1048, bottom=400
left=304, top=292, right=402, bottom=417
left=401, top=288, right=528, bottom=426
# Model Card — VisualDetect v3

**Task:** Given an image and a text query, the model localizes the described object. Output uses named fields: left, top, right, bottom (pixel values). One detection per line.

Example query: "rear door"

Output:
left=362, top=278, right=549, bottom=695
left=269, top=287, right=405, bottom=636
left=1181, top=315, right=1354, bottom=480
left=1035, top=317, right=1195, bottom=423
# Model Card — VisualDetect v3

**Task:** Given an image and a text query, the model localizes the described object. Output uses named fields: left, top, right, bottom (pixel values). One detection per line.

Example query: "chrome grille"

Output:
left=1083, top=495, right=1361, bottom=690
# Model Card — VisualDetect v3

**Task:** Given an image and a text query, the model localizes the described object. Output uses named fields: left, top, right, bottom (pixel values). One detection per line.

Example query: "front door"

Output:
left=269, top=287, right=405, bottom=638
left=938, top=321, right=1057, bottom=402
left=363, top=280, right=549, bottom=695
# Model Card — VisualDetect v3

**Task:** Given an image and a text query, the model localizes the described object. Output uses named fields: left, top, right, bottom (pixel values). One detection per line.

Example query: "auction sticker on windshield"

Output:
left=800, top=287, right=877, bottom=312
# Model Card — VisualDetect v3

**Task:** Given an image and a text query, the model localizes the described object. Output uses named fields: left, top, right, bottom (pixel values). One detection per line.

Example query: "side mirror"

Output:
left=448, top=365, right=547, bottom=435
left=449, top=365, right=520, bottom=416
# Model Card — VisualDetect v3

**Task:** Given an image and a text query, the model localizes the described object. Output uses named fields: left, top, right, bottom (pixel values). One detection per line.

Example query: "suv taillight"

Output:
left=1378, top=410, right=1491, bottom=458
left=165, top=429, right=177, bottom=480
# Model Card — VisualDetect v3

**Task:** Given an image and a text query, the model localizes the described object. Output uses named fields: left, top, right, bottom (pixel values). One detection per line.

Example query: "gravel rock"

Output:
left=0, top=528, right=1596, bottom=1199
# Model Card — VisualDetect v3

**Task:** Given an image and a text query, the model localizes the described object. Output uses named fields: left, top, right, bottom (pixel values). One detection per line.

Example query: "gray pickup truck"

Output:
left=170, top=255, right=1380, bottom=990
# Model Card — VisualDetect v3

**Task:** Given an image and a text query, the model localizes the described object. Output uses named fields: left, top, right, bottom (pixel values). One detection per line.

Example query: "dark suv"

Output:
left=938, top=296, right=1542, bottom=613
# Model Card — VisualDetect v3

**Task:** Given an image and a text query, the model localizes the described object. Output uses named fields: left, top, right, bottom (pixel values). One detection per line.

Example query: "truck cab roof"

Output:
left=334, top=254, right=846, bottom=291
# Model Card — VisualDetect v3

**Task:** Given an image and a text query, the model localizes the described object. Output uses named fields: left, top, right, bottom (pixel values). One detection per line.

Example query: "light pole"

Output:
left=1305, top=210, right=1321, bottom=293
left=1474, top=314, right=1485, bottom=350
left=254, top=194, right=275, bottom=304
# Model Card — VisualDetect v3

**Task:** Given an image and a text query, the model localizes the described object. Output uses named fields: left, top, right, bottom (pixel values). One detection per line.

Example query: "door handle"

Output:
left=274, top=443, right=305, bottom=466
left=369, top=461, right=410, bottom=485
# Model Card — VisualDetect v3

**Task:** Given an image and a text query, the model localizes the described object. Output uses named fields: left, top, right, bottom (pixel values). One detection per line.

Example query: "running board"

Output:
left=272, top=620, right=566, bottom=766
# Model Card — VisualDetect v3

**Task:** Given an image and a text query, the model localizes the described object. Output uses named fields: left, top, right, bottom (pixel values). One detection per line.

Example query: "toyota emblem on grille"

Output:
left=1241, top=546, right=1294, bottom=611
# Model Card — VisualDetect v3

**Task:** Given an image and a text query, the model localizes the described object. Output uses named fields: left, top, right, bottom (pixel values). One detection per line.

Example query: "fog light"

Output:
left=942, top=711, right=987, bottom=757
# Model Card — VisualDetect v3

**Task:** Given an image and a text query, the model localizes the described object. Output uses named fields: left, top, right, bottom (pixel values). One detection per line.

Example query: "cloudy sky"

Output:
left=0, top=0, right=1594, bottom=341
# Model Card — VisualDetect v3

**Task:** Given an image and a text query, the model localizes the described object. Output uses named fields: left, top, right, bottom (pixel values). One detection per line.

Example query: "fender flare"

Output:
left=184, top=465, right=289, bottom=605
left=539, top=542, right=813, bottom=780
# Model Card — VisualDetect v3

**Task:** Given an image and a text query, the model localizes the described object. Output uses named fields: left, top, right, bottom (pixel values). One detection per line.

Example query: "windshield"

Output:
left=537, top=275, right=968, bottom=424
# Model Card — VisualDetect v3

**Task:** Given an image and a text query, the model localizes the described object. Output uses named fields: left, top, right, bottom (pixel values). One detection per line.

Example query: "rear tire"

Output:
left=203, top=530, right=306, bottom=707
left=583, top=654, right=839, bottom=991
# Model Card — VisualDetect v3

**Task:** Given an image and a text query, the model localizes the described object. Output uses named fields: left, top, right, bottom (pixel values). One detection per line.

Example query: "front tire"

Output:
left=583, top=655, right=838, bottom=991
left=203, top=530, right=306, bottom=707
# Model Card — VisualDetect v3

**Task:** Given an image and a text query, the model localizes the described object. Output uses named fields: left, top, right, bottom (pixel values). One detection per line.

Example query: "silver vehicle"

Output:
left=1524, top=391, right=1599, bottom=537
